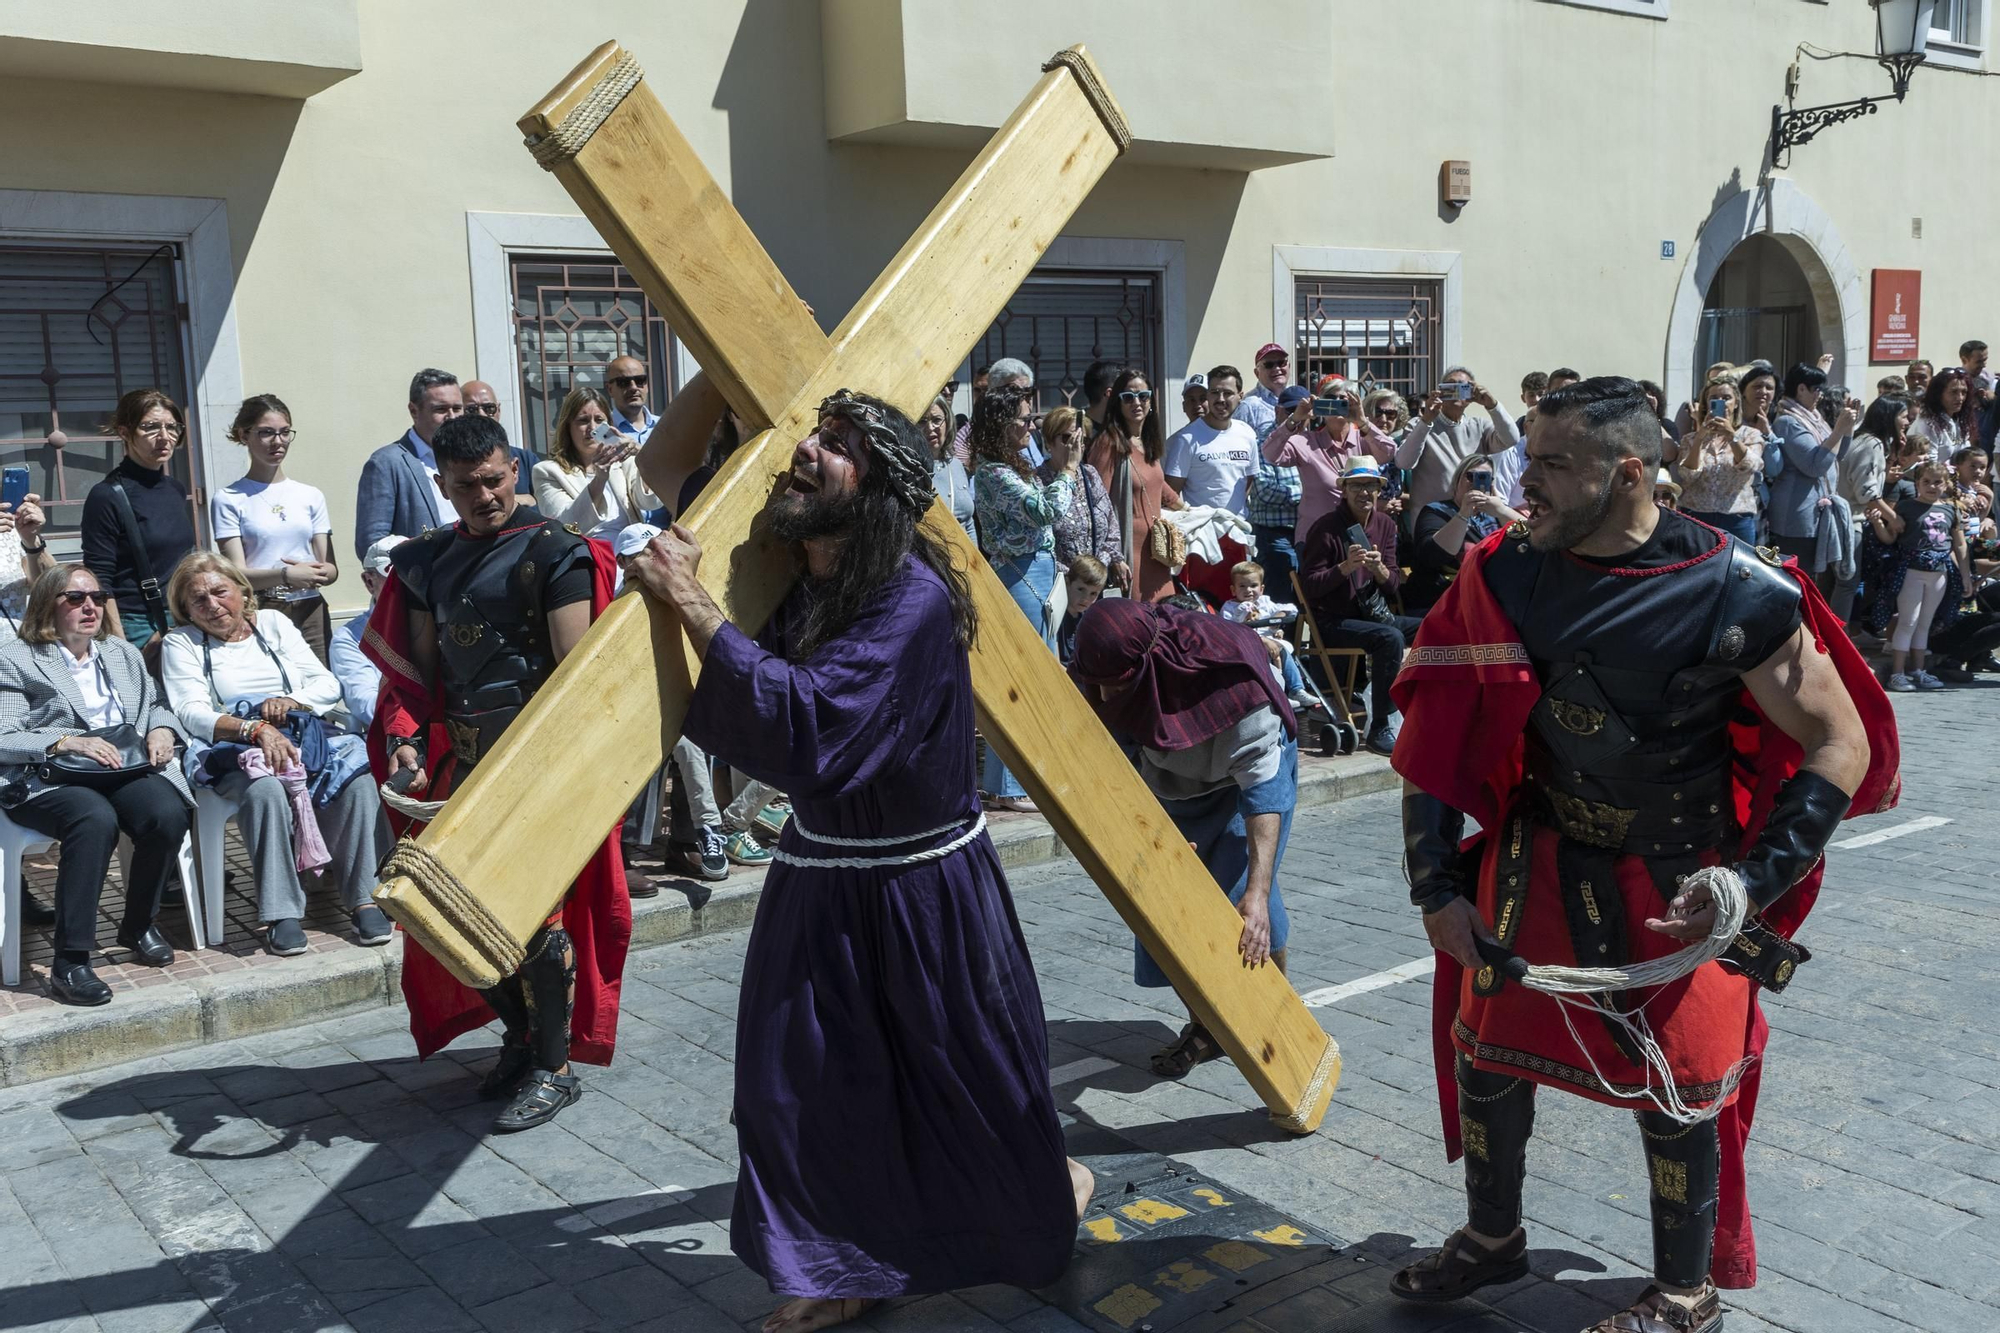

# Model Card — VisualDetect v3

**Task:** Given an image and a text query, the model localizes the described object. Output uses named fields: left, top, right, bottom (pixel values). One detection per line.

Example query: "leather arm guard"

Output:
left=1404, top=790, right=1468, bottom=915
left=1734, top=769, right=1850, bottom=912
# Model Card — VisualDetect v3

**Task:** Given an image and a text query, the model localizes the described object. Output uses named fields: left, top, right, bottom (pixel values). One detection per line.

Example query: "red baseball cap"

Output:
left=1255, top=343, right=1289, bottom=365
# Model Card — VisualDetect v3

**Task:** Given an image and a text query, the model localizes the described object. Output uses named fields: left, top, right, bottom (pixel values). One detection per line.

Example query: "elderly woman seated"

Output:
left=0, top=565, right=191, bottom=1005
left=158, top=552, right=393, bottom=956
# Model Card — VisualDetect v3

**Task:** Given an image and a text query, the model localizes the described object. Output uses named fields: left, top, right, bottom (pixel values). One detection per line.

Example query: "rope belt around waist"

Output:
left=773, top=812, right=988, bottom=870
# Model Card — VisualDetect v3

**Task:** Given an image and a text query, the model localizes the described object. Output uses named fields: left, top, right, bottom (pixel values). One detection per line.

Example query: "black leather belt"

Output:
left=443, top=707, right=520, bottom=770
left=1526, top=778, right=1731, bottom=856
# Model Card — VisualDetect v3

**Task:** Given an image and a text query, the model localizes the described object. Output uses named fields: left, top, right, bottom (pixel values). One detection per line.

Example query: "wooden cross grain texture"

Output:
left=373, top=40, right=1341, bottom=1133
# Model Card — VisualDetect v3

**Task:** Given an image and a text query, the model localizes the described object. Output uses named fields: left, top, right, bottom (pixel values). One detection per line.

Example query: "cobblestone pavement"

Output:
left=0, top=689, right=1992, bottom=1332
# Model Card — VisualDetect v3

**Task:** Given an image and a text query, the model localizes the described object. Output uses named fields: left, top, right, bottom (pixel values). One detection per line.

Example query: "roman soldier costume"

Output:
left=364, top=508, right=630, bottom=1131
left=1390, top=510, right=1899, bottom=1326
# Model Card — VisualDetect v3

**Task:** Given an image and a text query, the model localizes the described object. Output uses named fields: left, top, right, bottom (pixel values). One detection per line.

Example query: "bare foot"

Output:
left=763, top=1296, right=877, bottom=1333
left=1068, top=1157, right=1095, bottom=1219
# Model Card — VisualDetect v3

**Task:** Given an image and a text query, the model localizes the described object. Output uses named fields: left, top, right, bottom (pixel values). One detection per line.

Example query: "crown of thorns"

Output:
left=816, top=389, right=934, bottom=517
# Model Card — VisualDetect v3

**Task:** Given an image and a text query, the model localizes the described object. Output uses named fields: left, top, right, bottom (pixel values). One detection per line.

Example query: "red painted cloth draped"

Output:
left=1390, top=529, right=1900, bottom=1289
left=361, top=526, right=632, bottom=1066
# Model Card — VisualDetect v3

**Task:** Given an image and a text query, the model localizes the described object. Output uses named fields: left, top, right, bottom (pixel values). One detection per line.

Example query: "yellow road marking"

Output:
left=1204, top=1240, right=1271, bottom=1272
left=1154, top=1261, right=1218, bottom=1294
left=1191, top=1188, right=1233, bottom=1208
left=1252, top=1223, right=1309, bottom=1247
left=1118, top=1198, right=1191, bottom=1225
left=1081, top=1216, right=1126, bottom=1243
left=1094, top=1284, right=1162, bottom=1328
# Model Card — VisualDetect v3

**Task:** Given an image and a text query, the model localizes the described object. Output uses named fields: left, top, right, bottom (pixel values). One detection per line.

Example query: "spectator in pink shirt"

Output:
left=1261, top=376, right=1395, bottom=544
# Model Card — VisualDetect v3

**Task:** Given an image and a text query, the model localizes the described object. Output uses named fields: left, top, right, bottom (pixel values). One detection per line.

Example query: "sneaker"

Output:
left=1286, top=691, right=1321, bottom=714
left=1365, top=720, right=1400, bottom=756
left=1887, top=673, right=1916, bottom=692
left=725, top=829, right=774, bottom=867
left=1913, top=670, right=1947, bottom=690
left=696, top=826, right=730, bottom=881
left=266, top=918, right=309, bottom=956
left=752, top=805, right=790, bottom=840
left=351, top=904, right=393, bottom=946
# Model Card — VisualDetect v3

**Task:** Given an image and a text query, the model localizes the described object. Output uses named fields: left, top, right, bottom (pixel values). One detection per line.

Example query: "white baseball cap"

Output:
left=362, top=535, right=407, bottom=577
left=613, top=522, right=663, bottom=558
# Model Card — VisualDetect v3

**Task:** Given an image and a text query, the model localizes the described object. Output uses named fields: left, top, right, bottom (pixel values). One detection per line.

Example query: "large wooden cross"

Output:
left=374, top=40, right=1340, bottom=1133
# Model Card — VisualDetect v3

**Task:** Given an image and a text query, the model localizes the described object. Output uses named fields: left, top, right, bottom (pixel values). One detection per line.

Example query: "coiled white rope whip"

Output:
left=1488, top=865, right=1754, bottom=1126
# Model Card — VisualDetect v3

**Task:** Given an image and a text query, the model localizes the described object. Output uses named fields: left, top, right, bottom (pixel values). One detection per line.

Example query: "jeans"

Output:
left=212, top=768, right=388, bottom=922
left=1316, top=613, right=1424, bottom=722
left=10, top=772, right=189, bottom=960
left=1251, top=525, right=1300, bottom=604
left=665, top=736, right=721, bottom=845
left=982, top=550, right=1057, bottom=800
left=1687, top=510, right=1757, bottom=547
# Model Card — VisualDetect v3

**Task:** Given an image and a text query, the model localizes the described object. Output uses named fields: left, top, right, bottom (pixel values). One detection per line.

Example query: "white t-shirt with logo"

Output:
left=1163, top=418, right=1260, bottom=515
left=211, top=477, right=332, bottom=596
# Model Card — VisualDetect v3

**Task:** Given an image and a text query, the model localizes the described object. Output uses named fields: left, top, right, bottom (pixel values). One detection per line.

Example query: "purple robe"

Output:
left=683, top=554, right=1075, bottom=1300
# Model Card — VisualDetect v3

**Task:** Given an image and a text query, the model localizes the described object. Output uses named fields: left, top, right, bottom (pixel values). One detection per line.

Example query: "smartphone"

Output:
left=590, top=422, right=619, bottom=446
left=1708, top=397, right=1730, bottom=418
left=1438, top=382, right=1473, bottom=402
left=1311, top=396, right=1348, bottom=419
left=1465, top=471, right=1495, bottom=493
left=1346, top=523, right=1375, bottom=553
left=0, top=466, right=28, bottom=510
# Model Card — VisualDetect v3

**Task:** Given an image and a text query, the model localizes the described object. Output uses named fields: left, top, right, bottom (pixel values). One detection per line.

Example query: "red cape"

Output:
left=362, top=521, right=632, bottom=1066
left=1390, top=528, right=1901, bottom=1288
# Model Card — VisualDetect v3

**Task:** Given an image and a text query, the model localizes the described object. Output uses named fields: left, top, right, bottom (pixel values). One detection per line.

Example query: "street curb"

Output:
left=0, top=752, right=1395, bottom=1088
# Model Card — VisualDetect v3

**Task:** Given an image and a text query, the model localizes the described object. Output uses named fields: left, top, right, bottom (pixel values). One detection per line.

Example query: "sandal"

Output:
left=479, top=1036, right=535, bottom=1100
left=762, top=1296, right=879, bottom=1333
left=1585, top=1284, right=1722, bottom=1333
left=1388, top=1226, right=1528, bottom=1302
left=494, top=1067, right=582, bottom=1132
left=1149, top=1022, right=1224, bottom=1078
left=983, top=795, right=1038, bottom=814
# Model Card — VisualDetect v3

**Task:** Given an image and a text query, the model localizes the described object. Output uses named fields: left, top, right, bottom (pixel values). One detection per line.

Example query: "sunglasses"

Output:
left=464, top=402, right=501, bottom=418
left=1118, top=389, right=1154, bottom=402
left=608, top=374, right=649, bottom=389
left=60, top=590, right=111, bottom=607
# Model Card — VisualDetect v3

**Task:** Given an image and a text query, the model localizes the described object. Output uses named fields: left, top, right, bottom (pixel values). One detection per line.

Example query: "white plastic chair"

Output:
left=191, top=785, right=240, bottom=947
left=0, top=810, right=203, bottom=987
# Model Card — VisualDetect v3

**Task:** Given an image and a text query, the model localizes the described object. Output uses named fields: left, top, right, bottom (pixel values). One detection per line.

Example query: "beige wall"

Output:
left=3, top=0, right=1996, bottom=619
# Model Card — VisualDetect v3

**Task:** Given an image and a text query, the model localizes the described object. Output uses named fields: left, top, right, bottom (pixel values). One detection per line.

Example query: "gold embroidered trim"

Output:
left=1405, top=643, right=1532, bottom=668
left=1453, top=1018, right=1729, bottom=1106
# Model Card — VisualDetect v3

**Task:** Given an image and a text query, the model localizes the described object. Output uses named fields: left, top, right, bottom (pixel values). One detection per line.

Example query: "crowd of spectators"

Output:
left=7, top=328, right=1995, bottom=1001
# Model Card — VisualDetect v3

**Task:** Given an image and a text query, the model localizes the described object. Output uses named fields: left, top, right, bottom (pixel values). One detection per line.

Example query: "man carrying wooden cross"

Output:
left=626, top=388, right=1094, bottom=1333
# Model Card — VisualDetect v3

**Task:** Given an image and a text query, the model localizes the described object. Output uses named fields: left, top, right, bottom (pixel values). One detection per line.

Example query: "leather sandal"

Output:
left=1586, top=1284, right=1723, bottom=1333
left=1149, top=1022, right=1224, bottom=1078
left=494, top=1067, right=581, bottom=1132
left=1389, top=1226, right=1529, bottom=1302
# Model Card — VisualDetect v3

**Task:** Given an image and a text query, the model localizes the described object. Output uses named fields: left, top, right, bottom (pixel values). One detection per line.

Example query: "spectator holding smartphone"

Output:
left=1672, top=377, right=1765, bottom=546
left=1395, top=366, right=1520, bottom=511
left=533, top=387, right=661, bottom=541
left=213, top=394, right=339, bottom=663
left=1297, top=458, right=1417, bottom=754
left=0, top=471, right=55, bottom=643
left=1769, top=363, right=1858, bottom=595
left=1405, top=453, right=1523, bottom=613
left=1262, top=378, right=1394, bottom=548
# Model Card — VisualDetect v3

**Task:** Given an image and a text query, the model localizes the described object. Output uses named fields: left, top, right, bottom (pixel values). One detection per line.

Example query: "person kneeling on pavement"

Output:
left=0, top=565, right=191, bottom=1005
left=159, top=552, right=394, bottom=956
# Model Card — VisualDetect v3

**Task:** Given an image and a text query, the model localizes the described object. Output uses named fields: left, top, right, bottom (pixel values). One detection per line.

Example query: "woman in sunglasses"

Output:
left=80, top=389, right=198, bottom=650
left=0, top=565, right=192, bottom=1005
left=1085, top=368, right=1183, bottom=601
left=1404, top=452, right=1524, bottom=613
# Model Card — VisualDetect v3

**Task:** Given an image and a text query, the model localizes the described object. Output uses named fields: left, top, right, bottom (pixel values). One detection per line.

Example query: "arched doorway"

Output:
left=1664, top=179, right=1866, bottom=402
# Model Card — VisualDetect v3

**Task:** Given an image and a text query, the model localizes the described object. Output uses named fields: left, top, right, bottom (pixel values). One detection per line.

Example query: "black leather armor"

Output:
left=1485, top=518, right=1803, bottom=859
left=391, top=513, right=592, bottom=771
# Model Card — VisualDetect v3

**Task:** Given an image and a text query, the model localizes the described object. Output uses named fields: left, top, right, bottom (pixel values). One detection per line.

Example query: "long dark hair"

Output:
left=1858, top=394, right=1908, bottom=446
left=1923, top=366, right=1970, bottom=432
left=784, top=394, right=977, bottom=659
left=969, top=387, right=1033, bottom=479
left=1100, top=367, right=1165, bottom=464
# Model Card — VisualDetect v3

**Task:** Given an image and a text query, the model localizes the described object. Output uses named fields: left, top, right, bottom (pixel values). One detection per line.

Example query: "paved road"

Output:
left=0, top=690, right=1993, bottom=1332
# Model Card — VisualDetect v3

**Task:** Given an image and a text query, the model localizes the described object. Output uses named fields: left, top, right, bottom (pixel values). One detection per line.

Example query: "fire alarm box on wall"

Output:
left=1441, top=160, right=1472, bottom=207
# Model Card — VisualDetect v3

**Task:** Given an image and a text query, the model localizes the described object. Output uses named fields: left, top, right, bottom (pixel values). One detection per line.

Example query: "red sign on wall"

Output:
left=1871, top=269, right=1922, bottom=363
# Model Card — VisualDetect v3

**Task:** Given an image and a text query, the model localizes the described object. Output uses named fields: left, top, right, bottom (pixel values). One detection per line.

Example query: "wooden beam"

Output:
left=376, top=42, right=1339, bottom=1133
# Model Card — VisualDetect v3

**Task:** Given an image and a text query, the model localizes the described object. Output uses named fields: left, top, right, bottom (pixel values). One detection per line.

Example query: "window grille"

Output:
left=1290, top=276, right=1445, bottom=407
left=959, top=270, right=1163, bottom=414
left=509, top=256, right=679, bottom=458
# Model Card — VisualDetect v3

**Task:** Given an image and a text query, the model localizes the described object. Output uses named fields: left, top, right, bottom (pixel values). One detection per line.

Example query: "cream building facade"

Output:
left=1, top=0, right=1994, bottom=618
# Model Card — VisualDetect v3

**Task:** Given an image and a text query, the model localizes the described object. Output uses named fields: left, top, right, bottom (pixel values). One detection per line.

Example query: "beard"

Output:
left=768, top=488, right=865, bottom=543
left=1524, top=480, right=1616, bottom=551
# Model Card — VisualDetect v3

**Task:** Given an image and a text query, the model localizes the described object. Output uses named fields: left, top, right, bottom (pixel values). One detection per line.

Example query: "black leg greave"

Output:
left=1638, top=1110, right=1720, bottom=1288
left=1458, top=1053, right=1535, bottom=1237
left=518, top=926, right=577, bottom=1072
left=479, top=975, right=530, bottom=1042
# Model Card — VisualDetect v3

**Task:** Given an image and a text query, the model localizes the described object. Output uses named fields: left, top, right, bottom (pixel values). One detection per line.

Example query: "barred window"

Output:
left=509, top=256, right=680, bottom=458
left=961, top=270, right=1163, bottom=415
left=1290, top=276, right=1445, bottom=407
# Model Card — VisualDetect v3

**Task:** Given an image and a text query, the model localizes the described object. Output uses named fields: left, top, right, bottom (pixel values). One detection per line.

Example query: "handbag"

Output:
left=40, top=723, right=152, bottom=788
